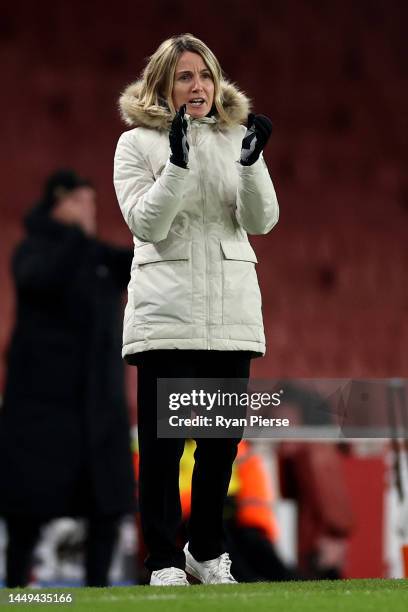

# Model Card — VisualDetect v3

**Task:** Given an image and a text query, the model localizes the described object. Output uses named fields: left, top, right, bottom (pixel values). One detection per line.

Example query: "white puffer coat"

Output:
left=114, top=80, right=279, bottom=358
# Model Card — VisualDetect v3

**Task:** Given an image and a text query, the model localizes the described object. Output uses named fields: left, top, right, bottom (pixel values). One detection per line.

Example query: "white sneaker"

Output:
left=184, top=543, right=237, bottom=584
left=150, top=567, right=190, bottom=586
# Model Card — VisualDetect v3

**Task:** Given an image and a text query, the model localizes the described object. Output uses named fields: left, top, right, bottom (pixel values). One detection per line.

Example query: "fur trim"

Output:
left=118, top=79, right=251, bottom=130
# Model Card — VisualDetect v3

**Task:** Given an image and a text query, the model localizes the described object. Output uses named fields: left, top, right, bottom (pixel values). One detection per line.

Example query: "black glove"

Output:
left=169, top=104, right=189, bottom=169
left=239, top=113, right=273, bottom=166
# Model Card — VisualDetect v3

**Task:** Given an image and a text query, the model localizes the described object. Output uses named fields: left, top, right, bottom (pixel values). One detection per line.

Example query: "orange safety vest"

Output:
left=177, top=440, right=279, bottom=543
left=234, top=440, right=279, bottom=542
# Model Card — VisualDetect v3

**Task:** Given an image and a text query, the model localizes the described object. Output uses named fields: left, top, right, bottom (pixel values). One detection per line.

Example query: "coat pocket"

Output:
left=131, top=241, right=192, bottom=324
left=220, top=240, right=263, bottom=326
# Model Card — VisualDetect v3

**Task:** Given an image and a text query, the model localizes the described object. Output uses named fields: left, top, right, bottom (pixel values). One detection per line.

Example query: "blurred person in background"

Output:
left=222, top=440, right=304, bottom=582
left=0, top=170, right=136, bottom=587
left=279, top=441, right=354, bottom=579
left=114, top=33, right=278, bottom=585
left=276, top=384, right=354, bottom=579
left=180, top=440, right=303, bottom=583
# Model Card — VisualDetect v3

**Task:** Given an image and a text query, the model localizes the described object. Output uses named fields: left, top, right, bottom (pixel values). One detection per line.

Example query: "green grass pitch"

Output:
left=2, top=579, right=408, bottom=611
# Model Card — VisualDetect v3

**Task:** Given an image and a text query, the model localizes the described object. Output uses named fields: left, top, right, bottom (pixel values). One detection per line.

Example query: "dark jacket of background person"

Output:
left=0, top=205, right=136, bottom=519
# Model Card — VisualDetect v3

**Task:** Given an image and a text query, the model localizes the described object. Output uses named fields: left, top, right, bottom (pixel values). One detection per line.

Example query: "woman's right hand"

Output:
left=169, top=104, right=189, bottom=169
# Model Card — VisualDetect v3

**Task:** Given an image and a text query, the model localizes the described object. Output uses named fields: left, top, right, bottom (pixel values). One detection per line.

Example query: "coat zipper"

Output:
left=191, top=123, right=210, bottom=350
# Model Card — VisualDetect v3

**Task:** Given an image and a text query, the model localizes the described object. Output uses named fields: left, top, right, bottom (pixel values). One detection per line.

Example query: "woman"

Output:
left=0, top=170, right=135, bottom=587
left=114, top=33, right=279, bottom=586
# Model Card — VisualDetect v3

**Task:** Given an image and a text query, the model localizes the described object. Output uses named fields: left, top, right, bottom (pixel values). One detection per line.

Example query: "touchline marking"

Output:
left=78, top=590, right=285, bottom=603
left=70, top=586, right=399, bottom=605
left=79, top=594, right=179, bottom=602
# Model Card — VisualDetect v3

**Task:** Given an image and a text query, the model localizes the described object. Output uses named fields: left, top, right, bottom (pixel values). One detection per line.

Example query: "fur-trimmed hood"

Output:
left=118, top=79, right=251, bottom=131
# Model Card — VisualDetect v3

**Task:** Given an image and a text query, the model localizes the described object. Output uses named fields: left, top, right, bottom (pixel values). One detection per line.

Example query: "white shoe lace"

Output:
left=207, top=553, right=236, bottom=583
left=154, top=567, right=189, bottom=585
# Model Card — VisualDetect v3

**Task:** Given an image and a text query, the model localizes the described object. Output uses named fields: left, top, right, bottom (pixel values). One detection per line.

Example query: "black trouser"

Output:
left=136, top=350, right=251, bottom=571
left=5, top=514, right=119, bottom=587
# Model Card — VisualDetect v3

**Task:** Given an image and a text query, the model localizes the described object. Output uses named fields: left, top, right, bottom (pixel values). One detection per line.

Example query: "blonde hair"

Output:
left=137, top=33, right=230, bottom=125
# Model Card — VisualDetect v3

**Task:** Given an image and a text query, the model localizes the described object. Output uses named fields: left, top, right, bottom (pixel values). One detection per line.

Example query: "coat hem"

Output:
left=123, top=338, right=265, bottom=360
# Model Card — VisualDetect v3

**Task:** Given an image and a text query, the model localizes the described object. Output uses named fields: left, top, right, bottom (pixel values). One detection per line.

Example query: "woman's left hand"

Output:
left=239, top=114, right=273, bottom=166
